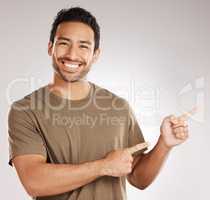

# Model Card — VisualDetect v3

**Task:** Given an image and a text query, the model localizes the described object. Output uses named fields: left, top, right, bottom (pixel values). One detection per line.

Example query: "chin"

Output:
left=62, top=74, right=82, bottom=83
left=67, top=78, right=80, bottom=83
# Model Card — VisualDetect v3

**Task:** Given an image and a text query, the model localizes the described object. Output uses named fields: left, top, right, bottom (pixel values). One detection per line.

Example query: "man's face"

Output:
left=48, top=22, right=100, bottom=82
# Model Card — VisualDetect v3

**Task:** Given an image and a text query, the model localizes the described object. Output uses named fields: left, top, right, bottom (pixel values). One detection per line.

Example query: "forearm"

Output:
left=27, top=159, right=104, bottom=197
left=130, top=136, right=171, bottom=189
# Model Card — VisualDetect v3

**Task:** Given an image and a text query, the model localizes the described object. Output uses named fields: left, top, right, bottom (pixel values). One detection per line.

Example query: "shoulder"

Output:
left=8, top=86, right=47, bottom=119
left=11, top=85, right=47, bottom=108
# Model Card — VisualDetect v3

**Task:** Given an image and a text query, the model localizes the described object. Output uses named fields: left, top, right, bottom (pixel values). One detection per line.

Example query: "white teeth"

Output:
left=64, top=63, right=79, bottom=68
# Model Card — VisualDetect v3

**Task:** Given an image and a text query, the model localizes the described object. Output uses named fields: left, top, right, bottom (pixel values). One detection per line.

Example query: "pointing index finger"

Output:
left=127, top=142, right=149, bottom=154
left=179, top=106, right=198, bottom=120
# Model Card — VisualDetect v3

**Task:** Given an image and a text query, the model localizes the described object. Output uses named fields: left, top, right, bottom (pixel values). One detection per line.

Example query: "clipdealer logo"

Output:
left=177, top=76, right=206, bottom=123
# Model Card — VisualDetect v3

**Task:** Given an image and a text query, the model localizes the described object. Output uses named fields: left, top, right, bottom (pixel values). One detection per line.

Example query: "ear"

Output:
left=92, top=48, right=101, bottom=64
left=48, top=42, right=53, bottom=56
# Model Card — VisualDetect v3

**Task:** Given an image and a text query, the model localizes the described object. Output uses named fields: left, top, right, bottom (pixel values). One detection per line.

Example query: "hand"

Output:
left=101, top=142, right=149, bottom=177
left=160, top=107, right=197, bottom=149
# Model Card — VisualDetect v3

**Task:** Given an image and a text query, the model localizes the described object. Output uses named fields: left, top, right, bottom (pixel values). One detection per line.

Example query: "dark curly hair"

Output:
left=49, top=7, right=100, bottom=51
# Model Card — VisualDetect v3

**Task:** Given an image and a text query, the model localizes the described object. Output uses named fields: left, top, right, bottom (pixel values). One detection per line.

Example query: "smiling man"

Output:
left=8, top=7, right=190, bottom=200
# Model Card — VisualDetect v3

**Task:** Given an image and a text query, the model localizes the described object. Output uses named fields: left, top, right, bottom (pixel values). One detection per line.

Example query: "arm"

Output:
left=128, top=112, right=191, bottom=189
left=9, top=105, right=106, bottom=197
left=13, top=143, right=149, bottom=198
left=127, top=136, right=171, bottom=189
left=13, top=155, right=104, bottom=197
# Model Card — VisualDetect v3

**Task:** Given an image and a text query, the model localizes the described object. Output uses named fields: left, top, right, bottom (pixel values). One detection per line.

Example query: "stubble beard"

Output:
left=52, top=61, right=91, bottom=83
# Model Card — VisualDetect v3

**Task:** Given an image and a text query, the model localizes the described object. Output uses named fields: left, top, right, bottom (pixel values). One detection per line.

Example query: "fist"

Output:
left=160, top=107, right=197, bottom=149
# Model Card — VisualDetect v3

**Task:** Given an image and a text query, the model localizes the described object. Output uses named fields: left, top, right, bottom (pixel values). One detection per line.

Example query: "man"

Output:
left=8, top=7, right=190, bottom=200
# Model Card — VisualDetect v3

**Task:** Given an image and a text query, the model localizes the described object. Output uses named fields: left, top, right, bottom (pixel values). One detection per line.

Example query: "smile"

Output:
left=64, top=63, right=79, bottom=69
left=61, top=60, right=82, bottom=72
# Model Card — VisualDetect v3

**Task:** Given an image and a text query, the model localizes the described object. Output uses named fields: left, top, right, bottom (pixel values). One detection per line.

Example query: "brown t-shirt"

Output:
left=8, top=82, right=147, bottom=200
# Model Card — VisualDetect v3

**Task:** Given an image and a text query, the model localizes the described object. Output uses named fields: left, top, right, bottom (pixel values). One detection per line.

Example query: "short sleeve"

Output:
left=128, top=104, right=148, bottom=156
left=8, top=103, right=47, bottom=167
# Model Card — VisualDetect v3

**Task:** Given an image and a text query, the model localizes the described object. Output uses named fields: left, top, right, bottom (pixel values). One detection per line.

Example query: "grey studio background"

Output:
left=1, top=0, right=210, bottom=199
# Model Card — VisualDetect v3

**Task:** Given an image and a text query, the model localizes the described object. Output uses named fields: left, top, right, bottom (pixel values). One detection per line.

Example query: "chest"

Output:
left=36, top=109, right=129, bottom=164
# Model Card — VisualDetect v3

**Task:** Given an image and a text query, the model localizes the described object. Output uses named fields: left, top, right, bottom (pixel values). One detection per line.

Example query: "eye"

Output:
left=80, top=45, right=89, bottom=49
left=59, top=42, right=68, bottom=46
left=56, top=41, right=69, bottom=46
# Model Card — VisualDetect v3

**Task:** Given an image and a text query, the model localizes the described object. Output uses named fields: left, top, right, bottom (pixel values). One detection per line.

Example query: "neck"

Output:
left=48, top=73, right=91, bottom=100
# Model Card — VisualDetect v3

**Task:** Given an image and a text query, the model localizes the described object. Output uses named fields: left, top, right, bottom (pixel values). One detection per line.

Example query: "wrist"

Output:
left=96, top=158, right=108, bottom=176
left=158, top=135, right=172, bottom=152
left=84, top=159, right=107, bottom=177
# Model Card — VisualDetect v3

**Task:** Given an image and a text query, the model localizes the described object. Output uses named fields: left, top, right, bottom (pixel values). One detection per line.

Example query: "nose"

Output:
left=66, top=45, right=79, bottom=61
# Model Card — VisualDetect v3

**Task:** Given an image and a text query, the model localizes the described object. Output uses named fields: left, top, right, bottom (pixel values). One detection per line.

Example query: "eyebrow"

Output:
left=57, top=37, right=92, bottom=45
left=80, top=40, right=92, bottom=45
left=57, top=37, right=71, bottom=42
